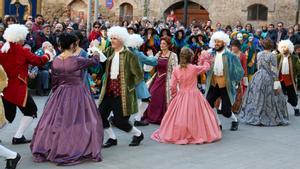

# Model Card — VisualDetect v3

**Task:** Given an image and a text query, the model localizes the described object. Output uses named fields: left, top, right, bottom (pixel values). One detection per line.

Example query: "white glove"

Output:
left=87, top=47, right=107, bottom=62
left=144, top=64, right=153, bottom=72
left=143, top=55, right=154, bottom=72
left=98, top=50, right=107, bottom=62
left=243, top=77, right=249, bottom=86
left=273, top=81, right=281, bottom=90
left=44, top=49, right=55, bottom=61
left=89, top=39, right=100, bottom=48
left=272, top=50, right=278, bottom=55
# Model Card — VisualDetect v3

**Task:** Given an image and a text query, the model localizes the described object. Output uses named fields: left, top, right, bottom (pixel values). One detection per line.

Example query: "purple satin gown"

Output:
left=143, top=57, right=168, bottom=124
left=30, top=55, right=103, bottom=166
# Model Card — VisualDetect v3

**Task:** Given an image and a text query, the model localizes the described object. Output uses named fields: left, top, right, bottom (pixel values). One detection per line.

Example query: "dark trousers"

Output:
left=206, top=85, right=232, bottom=118
left=3, top=94, right=37, bottom=123
left=281, top=82, right=298, bottom=107
left=98, top=95, right=133, bottom=132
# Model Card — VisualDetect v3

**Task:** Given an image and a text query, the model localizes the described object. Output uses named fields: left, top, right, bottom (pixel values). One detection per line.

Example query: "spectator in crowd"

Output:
left=33, top=24, right=54, bottom=51
left=166, top=10, right=177, bottom=24
left=244, top=23, right=254, bottom=33
left=99, top=26, right=110, bottom=51
left=261, top=24, right=269, bottom=39
left=5, top=16, right=17, bottom=27
left=215, top=22, right=223, bottom=32
left=51, top=23, right=64, bottom=52
left=34, top=41, right=54, bottom=96
left=88, top=21, right=102, bottom=42
left=267, top=24, right=277, bottom=45
left=72, top=17, right=81, bottom=30
left=32, top=14, right=44, bottom=32
left=25, top=15, right=33, bottom=23
left=79, top=22, right=86, bottom=30
left=276, top=22, right=287, bottom=43
left=285, top=27, right=297, bottom=44
left=25, top=20, right=35, bottom=51
left=62, top=17, right=71, bottom=29
left=66, top=26, right=74, bottom=33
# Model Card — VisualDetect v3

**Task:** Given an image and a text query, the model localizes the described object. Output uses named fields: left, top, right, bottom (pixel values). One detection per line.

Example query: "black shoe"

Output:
left=102, top=138, right=117, bottom=148
left=6, top=153, right=21, bottom=169
left=12, top=136, right=31, bottom=145
left=219, top=125, right=223, bottom=131
left=295, top=109, right=300, bottom=116
left=230, top=121, right=239, bottom=131
left=129, top=133, right=144, bottom=146
left=134, top=120, right=149, bottom=126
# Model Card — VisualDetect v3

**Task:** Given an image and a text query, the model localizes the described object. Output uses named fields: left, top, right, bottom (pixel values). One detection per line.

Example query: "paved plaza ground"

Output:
left=0, top=96, right=300, bottom=169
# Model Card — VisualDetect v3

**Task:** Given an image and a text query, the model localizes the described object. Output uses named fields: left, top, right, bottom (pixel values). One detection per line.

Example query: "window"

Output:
left=247, top=4, right=268, bottom=21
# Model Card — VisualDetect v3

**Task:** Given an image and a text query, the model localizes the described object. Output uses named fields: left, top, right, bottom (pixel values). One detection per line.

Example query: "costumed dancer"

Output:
left=241, top=33, right=257, bottom=81
left=0, top=65, right=21, bottom=169
left=31, top=33, right=104, bottom=165
left=142, top=36, right=178, bottom=124
left=277, top=40, right=300, bottom=116
left=0, top=24, right=53, bottom=144
left=239, top=39, right=289, bottom=126
left=98, top=26, right=145, bottom=148
left=151, top=47, right=222, bottom=144
left=126, top=34, right=158, bottom=126
left=230, top=40, right=248, bottom=113
left=205, top=31, right=244, bottom=131
left=73, top=31, right=92, bottom=93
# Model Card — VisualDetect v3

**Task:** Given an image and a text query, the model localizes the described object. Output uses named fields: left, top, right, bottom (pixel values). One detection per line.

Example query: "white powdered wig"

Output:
left=126, top=34, right=144, bottom=48
left=107, top=26, right=130, bottom=45
left=1, top=24, right=29, bottom=53
left=278, top=39, right=294, bottom=54
left=209, top=31, right=231, bottom=48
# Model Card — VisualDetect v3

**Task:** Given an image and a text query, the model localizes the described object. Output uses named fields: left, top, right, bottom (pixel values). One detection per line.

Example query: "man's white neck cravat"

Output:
left=282, top=55, right=289, bottom=75
left=213, top=50, right=225, bottom=76
left=110, top=47, right=124, bottom=79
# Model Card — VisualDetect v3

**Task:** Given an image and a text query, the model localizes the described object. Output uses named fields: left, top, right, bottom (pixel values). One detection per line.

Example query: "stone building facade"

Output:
left=1, top=0, right=298, bottom=28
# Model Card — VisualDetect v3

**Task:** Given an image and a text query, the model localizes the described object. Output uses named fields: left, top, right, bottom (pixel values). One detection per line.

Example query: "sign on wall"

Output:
left=106, top=0, right=114, bottom=9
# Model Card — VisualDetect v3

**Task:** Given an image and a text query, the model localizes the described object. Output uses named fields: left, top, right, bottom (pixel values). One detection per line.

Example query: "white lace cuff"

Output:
left=273, top=81, right=281, bottom=90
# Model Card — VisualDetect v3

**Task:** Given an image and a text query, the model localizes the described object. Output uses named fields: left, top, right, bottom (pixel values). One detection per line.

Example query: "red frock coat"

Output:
left=0, top=42, right=49, bottom=107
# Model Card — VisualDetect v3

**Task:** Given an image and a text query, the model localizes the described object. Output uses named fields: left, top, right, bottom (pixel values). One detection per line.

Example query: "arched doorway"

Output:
left=164, top=1, right=209, bottom=25
left=68, top=0, right=87, bottom=22
left=119, top=2, right=133, bottom=22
